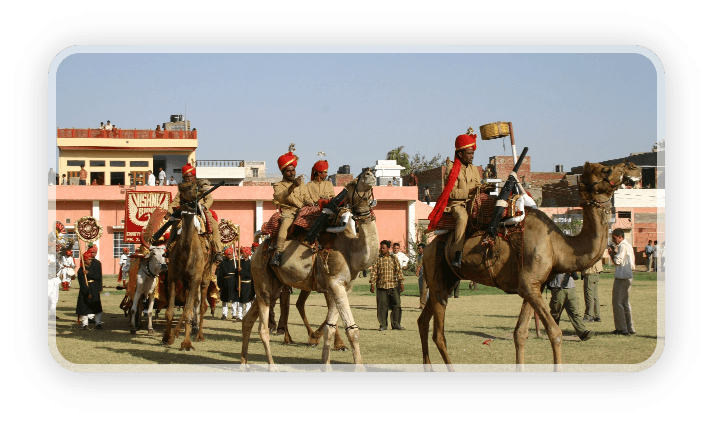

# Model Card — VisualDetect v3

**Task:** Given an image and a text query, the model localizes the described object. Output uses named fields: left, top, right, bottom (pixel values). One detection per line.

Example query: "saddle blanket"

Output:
left=435, top=193, right=521, bottom=230
left=261, top=205, right=322, bottom=238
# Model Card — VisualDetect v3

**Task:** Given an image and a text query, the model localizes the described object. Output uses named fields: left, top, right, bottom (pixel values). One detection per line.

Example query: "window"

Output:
left=617, top=211, right=632, bottom=219
left=110, top=172, right=125, bottom=185
left=67, top=160, right=85, bottom=167
left=110, top=161, right=126, bottom=167
left=90, top=160, right=105, bottom=167
left=130, top=161, right=149, bottom=167
left=113, top=232, right=135, bottom=258
left=252, top=168, right=259, bottom=177
left=65, top=218, right=70, bottom=224
left=65, top=232, right=80, bottom=258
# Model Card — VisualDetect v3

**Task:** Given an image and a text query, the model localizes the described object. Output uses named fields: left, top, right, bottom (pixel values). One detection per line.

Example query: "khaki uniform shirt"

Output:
left=305, top=179, right=335, bottom=204
left=166, top=179, right=213, bottom=214
left=583, top=260, right=604, bottom=275
left=273, top=179, right=311, bottom=214
left=445, top=161, right=481, bottom=210
left=369, top=253, right=404, bottom=289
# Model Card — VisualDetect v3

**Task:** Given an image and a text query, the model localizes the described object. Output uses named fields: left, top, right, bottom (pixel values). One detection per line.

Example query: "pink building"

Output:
left=49, top=185, right=427, bottom=274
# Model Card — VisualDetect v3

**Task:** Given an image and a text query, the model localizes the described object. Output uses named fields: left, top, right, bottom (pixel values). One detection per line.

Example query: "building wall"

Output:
left=489, top=155, right=531, bottom=182
left=372, top=201, right=409, bottom=247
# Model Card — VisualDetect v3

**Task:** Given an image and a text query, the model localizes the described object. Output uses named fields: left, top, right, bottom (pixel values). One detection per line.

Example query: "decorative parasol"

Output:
left=74, top=216, right=103, bottom=302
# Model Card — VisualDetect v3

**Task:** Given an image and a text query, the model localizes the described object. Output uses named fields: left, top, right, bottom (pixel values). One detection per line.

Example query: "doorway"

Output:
left=89, top=171, right=105, bottom=185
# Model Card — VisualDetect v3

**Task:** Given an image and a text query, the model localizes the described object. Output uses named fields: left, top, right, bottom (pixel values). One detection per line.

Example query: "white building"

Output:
left=374, top=160, right=405, bottom=186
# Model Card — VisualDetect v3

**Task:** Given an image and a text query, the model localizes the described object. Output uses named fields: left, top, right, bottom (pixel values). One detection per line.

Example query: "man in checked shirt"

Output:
left=370, top=240, right=405, bottom=331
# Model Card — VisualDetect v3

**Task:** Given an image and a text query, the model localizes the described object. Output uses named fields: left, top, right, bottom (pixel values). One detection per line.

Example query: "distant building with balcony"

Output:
left=374, top=160, right=405, bottom=186
left=195, top=160, right=282, bottom=186
left=57, top=115, right=197, bottom=186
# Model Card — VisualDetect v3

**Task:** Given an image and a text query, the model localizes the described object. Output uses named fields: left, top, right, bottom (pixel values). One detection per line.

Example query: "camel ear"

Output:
left=583, top=162, right=591, bottom=173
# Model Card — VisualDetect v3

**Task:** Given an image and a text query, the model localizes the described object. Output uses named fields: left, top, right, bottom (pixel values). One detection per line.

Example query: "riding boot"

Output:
left=451, top=251, right=463, bottom=268
left=163, top=223, right=177, bottom=258
left=270, top=252, right=283, bottom=267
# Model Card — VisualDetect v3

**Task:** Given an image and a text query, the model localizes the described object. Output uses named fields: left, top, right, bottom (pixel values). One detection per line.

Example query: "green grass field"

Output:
left=50, top=269, right=661, bottom=367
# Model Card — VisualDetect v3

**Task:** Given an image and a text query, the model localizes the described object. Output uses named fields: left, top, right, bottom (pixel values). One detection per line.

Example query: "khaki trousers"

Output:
left=451, top=205, right=469, bottom=253
left=206, top=213, right=223, bottom=253
left=276, top=211, right=296, bottom=253
left=583, top=273, right=600, bottom=319
left=549, top=287, right=588, bottom=339
left=646, top=255, right=653, bottom=272
left=612, top=278, right=635, bottom=333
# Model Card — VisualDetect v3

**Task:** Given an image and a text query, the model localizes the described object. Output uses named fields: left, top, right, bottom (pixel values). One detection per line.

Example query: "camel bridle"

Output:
left=350, top=171, right=376, bottom=222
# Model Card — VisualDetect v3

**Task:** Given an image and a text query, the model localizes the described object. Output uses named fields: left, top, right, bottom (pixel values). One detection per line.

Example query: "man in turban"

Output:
left=270, top=149, right=314, bottom=266
left=217, top=247, right=239, bottom=320
left=237, top=246, right=254, bottom=321
left=306, top=159, right=335, bottom=204
left=427, top=129, right=482, bottom=268
left=164, top=162, right=223, bottom=262
left=76, top=250, right=104, bottom=330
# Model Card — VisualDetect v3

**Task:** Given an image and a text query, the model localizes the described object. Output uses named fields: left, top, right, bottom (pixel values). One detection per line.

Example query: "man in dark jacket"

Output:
left=76, top=250, right=103, bottom=330
left=236, top=246, right=254, bottom=321
left=216, top=247, right=239, bottom=320
left=548, top=272, right=594, bottom=341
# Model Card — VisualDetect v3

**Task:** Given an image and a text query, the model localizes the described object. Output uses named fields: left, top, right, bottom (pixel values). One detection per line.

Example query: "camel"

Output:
left=128, top=244, right=167, bottom=335
left=161, top=181, right=214, bottom=351
left=241, top=170, right=379, bottom=367
left=418, top=161, right=641, bottom=371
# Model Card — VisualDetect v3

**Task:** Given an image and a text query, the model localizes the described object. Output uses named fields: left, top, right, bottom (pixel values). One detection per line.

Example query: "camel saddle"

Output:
left=261, top=205, right=333, bottom=240
left=434, top=192, right=523, bottom=232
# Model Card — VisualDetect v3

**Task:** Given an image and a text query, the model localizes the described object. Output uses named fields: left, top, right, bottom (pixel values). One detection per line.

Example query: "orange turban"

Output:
left=311, top=160, right=329, bottom=181
left=277, top=152, right=297, bottom=171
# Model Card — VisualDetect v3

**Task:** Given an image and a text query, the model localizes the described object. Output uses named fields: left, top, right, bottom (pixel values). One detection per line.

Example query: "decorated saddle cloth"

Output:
left=434, top=193, right=523, bottom=231
left=261, top=205, right=323, bottom=239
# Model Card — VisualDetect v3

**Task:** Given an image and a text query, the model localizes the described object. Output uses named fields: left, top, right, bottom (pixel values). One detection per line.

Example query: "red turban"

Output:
left=241, top=246, right=251, bottom=257
left=251, top=242, right=259, bottom=248
left=224, top=246, right=234, bottom=257
left=311, top=160, right=329, bottom=181
left=65, top=250, right=73, bottom=256
left=82, top=250, right=93, bottom=261
left=181, top=163, right=196, bottom=177
left=427, top=131, right=477, bottom=231
left=277, top=152, right=297, bottom=171
left=87, top=245, right=98, bottom=257
left=122, top=247, right=129, bottom=253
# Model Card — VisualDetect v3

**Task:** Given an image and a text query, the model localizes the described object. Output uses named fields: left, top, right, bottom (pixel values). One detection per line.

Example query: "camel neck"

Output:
left=349, top=216, right=379, bottom=276
left=552, top=203, right=610, bottom=272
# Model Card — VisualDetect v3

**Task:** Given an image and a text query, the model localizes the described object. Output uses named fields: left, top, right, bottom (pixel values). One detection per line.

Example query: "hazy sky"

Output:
left=54, top=52, right=659, bottom=174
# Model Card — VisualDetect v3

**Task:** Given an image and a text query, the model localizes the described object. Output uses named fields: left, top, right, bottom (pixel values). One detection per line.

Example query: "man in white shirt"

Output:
left=168, top=176, right=177, bottom=185
left=104, top=120, right=113, bottom=130
left=608, top=228, right=636, bottom=336
left=147, top=170, right=156, bottom=186
left=392, top=242, right=409, bottom=269
left=158, top=167, right=166, bottom=186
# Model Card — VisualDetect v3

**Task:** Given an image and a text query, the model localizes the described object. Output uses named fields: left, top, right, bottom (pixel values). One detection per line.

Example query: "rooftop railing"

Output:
left=57, top=128, right=197, bottom=139
left=196, top=160, right=245, bottom=167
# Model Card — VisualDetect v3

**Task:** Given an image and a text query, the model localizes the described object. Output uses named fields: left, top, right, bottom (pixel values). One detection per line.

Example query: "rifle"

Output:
left=486, top=147, right=529, bottom=238
left=151, top=180, right=225, bottom=243
left=305, top=168, right=371, bottom=244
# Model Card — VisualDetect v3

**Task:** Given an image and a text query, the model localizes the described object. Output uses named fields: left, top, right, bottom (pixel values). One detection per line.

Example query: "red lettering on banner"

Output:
left=124, top=191, right=172, bottom=243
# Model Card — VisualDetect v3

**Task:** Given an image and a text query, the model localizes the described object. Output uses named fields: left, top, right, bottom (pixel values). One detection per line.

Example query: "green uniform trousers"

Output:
left=549, top=287, right=588, bottom=339
left=376, top=287, right=402, bottom=329
left=583, top=273, right=601, bottom=319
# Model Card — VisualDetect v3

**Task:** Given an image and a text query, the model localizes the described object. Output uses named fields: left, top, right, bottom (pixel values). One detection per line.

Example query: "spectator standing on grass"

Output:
left=416, top=243, right=427, bottom=309
left=59, top=249, right=76, bottom=291
left=158, top=167, right=166, bottom=186
left=608, top=228, right=636, bottom=336
left=644, top=240, right=653, bottom=272
left=79, top=165, right=88, bottom=185
left=652, top=241, right=659, bottom=272
left=582, top=260, right=603, bottom=322
left=147, top=170, right=156, bottom=186
left=392, top=242, right=409, bottom=269
left=370, top=240, right=405, bottom=331
left=548, top=272, right=594, bottom=341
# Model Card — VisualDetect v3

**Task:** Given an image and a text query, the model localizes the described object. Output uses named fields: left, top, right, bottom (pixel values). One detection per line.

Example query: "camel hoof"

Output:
left=147, top=329, right=155, bottom=334
left=335, top=346, right=348, bottom=352
left=179, top=342, right=194, bottom=351
left=196, top=334, right=205, bottom=342
left=275, top=329, right=285, bottom=336
left=130, top=329, right=136, bottom=335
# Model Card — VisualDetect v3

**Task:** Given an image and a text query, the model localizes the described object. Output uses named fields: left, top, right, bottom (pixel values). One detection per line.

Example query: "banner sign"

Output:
left=124, top=191, right=172, bottom=243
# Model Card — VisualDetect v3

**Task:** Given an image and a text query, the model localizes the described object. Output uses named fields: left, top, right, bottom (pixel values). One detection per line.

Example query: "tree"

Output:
left=386, top=146, right=411, bottom=176
left=410, top=152, right=447, bottom=174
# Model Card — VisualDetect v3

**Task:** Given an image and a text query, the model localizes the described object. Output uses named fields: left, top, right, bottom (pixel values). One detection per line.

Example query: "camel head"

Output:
left=147, top=245, right=168, bottom=274
left=578, top=161, right=641, bottom=202
left=346, top=169, right=376, bottom=212
left=178, top=180, right=200, bottom=213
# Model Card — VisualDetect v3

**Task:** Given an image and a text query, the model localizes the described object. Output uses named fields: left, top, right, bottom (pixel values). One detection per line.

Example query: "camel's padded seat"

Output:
left=434, top=193, right=523, bottom=231
left=261, top=205, right=324, bottom=239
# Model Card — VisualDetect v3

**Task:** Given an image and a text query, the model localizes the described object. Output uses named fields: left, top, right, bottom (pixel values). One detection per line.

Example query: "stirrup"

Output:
left=451, top=251, right=463, bottom=268
left=326, top=224, right=347, bottom=233
left=270, top=252, right=283, bottom=267
left=434, top=229, right=450, bottom=235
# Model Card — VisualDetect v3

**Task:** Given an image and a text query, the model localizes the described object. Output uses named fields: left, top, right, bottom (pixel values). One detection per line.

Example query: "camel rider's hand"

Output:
left=293, top=176, right=303, bottom=186
left=164, top=212, right=172, bottom=220
left=370, top=283, right=375, bottom=293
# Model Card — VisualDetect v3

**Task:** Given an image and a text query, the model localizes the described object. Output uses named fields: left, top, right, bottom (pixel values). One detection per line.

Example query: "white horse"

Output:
left=129, top=245, right=168, bottom=334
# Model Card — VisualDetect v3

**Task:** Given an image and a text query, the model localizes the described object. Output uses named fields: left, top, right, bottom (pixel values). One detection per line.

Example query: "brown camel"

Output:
left=241, top=170, right=379, bottom=367
left=161, top=181, right=213, bottom=351
left=418, top=161, right=641, bottom=371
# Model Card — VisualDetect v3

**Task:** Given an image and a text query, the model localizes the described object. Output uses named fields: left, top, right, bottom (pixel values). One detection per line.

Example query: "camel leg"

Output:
left=276, top=286, right=293, bottom=343
left=520, top=289, right=563, bottom=370
left=513, top=299, right=535, bottom=371
left=195, top=284, right=209, bottom=342
left=256, top=295, right=276, bottom=366
left=147, top=292, right=156, bottom=334
left=327, top=282, right=363, bottom=365
left=240, top=293, right=261, bottom=366
left=431, top=299, right=454, bottom=372
left=296, top=290, right=318, bottom=343
left=417, top=296, right=435, bottom=371
left=179, top=280, right=199, bottom=351
left=129, top=292, right=142, bottom=335
left=321, top=293, right=340, bottom=365
left=162, top=281, right=176, bottom=345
